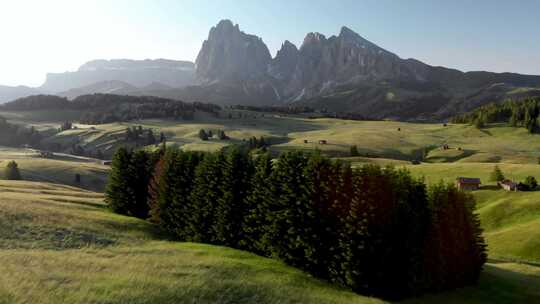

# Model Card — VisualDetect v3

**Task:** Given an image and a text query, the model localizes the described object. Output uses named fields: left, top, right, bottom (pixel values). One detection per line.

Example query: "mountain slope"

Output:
left=0, top=85, right=40, bottom=104
left=0, top=180, right=539, bottom=304
left=41, top=59, right=196, bottom=93
left=188, top=20, right=540, bottom=120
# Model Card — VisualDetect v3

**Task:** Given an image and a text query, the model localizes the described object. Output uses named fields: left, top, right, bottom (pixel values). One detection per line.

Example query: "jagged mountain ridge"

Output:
left=192, top=20, right=540, bottom=120
left=2, top=20, right=540, bottom=119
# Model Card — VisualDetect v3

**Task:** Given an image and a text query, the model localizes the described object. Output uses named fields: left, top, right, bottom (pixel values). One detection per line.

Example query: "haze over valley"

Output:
left=1, top=2, right=540, bottom=303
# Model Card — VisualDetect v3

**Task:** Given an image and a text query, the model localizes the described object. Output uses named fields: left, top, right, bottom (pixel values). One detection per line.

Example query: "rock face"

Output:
left=191, top=20, right=540, bottom=119
left=41, top=59, right=196, bottom=93
left=195, top=20, right=272, bottom=82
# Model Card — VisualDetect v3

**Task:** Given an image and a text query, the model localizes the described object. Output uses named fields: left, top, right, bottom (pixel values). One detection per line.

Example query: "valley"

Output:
left=1, top=2, right=540, bottom=303
left=2, top=109, right=540, bottom=267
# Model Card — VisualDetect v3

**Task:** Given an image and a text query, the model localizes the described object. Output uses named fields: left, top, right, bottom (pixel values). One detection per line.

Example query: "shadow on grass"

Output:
left=400, top=263, right=540, bottom=304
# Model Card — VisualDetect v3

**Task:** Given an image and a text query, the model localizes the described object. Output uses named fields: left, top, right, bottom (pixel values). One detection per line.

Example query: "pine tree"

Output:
left=146, top=129, right=156, bottom=145
left=265, top=151, right=309, bottom=267
left=214, top=147, right=254, bottom=247
left=489, top=165, right=505, bottom=182
left=105, top=148, right=133, bottom=215
left=198, top=129, right=208, bottom=141
left=350, top=145, right=360, bottom=156
left=188, top=152, right=224, bottom=242
left=129, top=150, right=152, bottom=219
left=4, top=161, right=22, bottom=180
left=242, top=153, right=274, bottom=253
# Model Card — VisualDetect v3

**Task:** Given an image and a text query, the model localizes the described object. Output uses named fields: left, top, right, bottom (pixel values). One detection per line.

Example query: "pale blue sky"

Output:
left=1, top=0, right=539, bottom=86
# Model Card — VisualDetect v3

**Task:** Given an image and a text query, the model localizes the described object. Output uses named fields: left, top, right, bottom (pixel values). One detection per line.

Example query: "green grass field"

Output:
left=1, top=110, right=540, bottom=302
left=0, top=147, right=109, bottom=192
left=4, top=109, right=540, bottom=163
left=0, top=180, right=538, bottom=304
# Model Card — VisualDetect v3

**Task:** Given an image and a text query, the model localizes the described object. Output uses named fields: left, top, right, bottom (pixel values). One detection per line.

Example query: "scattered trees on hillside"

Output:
left=0, top=116, right=42, bottom=148
left=217, top=130, right=229, bottom=140
left=198, top=129, right=209, bottom=141
left=105, top=147, right=487, bottom=299
left=198, top=129, right=229, bottom=141
left=2, top=94, right=221, bottom=125
left=4, top=161, right=22, bottom=180
left=60, top=121, right=73, bottom=131
left=452, top=97, right=540, bottom=133
left=125, top=126, right=157, bottom=146
left=247, top=136, right=267, bottom=151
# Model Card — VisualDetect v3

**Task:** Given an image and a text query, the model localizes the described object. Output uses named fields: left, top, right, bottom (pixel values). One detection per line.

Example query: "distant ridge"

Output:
left=1, top=20, right=540, bottom=119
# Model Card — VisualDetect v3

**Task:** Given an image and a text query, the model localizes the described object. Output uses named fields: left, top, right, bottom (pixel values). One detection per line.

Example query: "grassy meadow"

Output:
left=1, top=109, right=540, bottom=302
left=0, top=147, right=108, bottom=192
left=0, top=180, right=539, bottom=304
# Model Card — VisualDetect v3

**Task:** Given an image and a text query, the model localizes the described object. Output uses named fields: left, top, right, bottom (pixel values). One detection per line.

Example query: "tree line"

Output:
left=0, top=116, right=42, bottom=148
left=451, top=97, right=540, bottom=132
left=2, top=94, right=221, bottom=125
left=105, top=147, right=487, bottom=299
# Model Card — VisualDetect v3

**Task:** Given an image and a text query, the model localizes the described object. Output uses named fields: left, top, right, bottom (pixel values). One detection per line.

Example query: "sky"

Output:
left=1, top=0, right=539, bottom=87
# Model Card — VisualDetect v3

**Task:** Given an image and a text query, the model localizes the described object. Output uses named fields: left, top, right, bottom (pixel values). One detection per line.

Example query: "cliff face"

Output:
left=195, top=20, right=272, bottom=83
left=41, top=59, right=196, bottom=93
left=192, top=20, right=540, bottom=119
left=197, top=21, right=428, bottom=101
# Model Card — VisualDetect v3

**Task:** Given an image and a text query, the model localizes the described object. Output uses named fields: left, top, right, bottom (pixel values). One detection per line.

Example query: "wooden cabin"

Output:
left=455, top=177, right=481, bottom=191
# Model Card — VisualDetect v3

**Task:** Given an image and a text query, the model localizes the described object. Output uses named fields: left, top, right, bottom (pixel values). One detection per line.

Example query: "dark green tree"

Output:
left=198, top=129, right=209, bottom=141
left=4, top=161, right=22, bottom=180
left=105, top=148, right=133, bottom=215
left=241, top=153, right=274, bottom=253
left=213, top=148, right=254, bottom=247
left=523, top=176, right=538, bottom=190
left=350, top=145, right=360, bottom=156
left=187, top=152, right=225, bottom=242
left=489, top=165, right=505, bottom=182
left=129, top=150, right=152, bottom=219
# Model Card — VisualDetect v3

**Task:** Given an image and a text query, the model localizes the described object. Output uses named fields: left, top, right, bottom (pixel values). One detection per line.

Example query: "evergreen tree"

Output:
left=4, top=161, right=22, bottom=180
left=129, top=150, right=152, bottom=219
left=146, top=129, right=156, bottom=145
left=523, top=176, right=538, bottom=190
left=242, top=153, right=274, bottom=253
left=198, top=129, right=209, bottom=141
left=188, top=152, right=224, bottom=242
left=264, top=152, right=309, bottom=266
left=213, top=148, right=254, bottom=247
left=105, top=148, right=133, bottom=215
left=350, top=145, right=360, bottom=156
left=489, top=165, right=505, bottom=182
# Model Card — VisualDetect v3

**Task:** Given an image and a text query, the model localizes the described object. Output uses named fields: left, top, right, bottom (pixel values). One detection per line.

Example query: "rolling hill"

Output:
left=0, top=179, right=538, bottom=303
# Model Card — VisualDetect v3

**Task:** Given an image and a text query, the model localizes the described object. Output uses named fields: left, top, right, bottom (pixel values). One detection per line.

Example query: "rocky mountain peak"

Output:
left=196, top=20, right=272, bottom=83
left=338, top=26, right=363, bottom=41
left=269, top=40, right=300, bottom=81
left=302, top=32, right=327, bottom=48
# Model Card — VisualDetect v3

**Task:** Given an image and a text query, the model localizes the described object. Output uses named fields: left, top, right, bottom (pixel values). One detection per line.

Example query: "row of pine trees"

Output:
left=105, top=147, right=487, bottom=299
left=451, top=97, right=540, bottom=132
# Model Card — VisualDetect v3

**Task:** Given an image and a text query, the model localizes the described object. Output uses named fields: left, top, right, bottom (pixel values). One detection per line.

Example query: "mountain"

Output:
left=41, top=59, right=196, bottom=93
left=188, top=20, right=540, bottom=120
left=58, top=80, right=139, bottom=100
left=196, top=20, right=272, bottom=82
left=2, top=20, right=540, bottom=119
left=0, top=85, right=41, bottom=104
